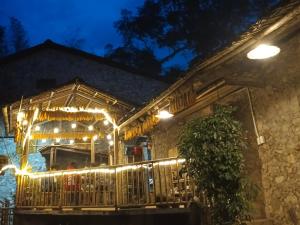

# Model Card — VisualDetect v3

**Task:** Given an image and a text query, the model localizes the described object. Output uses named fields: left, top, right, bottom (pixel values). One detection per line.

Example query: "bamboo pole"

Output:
left=91, top=139, right=95, bottom=164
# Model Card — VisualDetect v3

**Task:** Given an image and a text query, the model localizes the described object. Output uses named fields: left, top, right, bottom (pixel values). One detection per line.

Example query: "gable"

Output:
left=0, top=41, right=168, bottom=106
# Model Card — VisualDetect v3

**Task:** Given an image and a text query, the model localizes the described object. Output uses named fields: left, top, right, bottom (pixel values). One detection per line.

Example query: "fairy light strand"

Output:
left=0, top=158, right=186, bottom=179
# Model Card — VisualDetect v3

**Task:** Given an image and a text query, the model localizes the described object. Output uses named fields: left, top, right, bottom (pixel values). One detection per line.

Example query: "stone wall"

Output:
left=0, top=118, right=46, bottom=203
left=0, top=46, right=167, bottom=106
left=148, top=25, right=300, bottom=224
left=250, top=84, right=300, bottom=224
left=149, top=90, right=266, bottom=219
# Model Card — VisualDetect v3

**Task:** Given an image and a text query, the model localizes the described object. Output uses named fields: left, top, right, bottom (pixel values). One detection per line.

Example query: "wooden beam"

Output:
left=64, top=84, right=79, bottom=106
left=46, top=92, right=54, bottom=109
left=85, top=92, right=98, bottom=109
left=20, top=139, right=29, bottom=170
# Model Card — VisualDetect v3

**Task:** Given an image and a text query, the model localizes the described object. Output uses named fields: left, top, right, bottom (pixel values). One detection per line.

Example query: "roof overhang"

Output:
left=2, top=81, right=134, bottom=135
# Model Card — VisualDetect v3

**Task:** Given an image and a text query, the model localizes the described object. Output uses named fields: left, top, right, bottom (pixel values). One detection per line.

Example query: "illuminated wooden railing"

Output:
left=16, top=158, right=197, bottom=209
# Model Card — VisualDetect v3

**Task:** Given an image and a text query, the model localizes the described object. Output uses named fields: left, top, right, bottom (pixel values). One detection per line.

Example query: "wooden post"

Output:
left=50, top=147, right=54, bottom=169
left=109, top=148, right=113, bottom=166
left=20, top=140, right=29, bottom=170
left=91, top=139, right=95, bottom=164
left=113, top=128, right=119, bottom=165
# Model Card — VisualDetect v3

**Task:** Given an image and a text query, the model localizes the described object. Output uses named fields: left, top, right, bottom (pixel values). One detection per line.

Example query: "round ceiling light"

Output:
left=247, top=44, right=280, bottom=60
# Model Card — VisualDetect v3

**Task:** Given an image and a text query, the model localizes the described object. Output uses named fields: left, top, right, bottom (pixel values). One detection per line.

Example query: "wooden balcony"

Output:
left=16, top=158, right=200, bottom=211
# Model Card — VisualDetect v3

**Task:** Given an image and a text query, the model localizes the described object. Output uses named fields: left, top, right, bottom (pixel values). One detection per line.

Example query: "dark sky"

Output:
left=0, top=0, right=143, bottom=55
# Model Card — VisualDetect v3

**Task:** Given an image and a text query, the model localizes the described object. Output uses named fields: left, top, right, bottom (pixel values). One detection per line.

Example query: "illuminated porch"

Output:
left=15, top=158, right=198, bottom=210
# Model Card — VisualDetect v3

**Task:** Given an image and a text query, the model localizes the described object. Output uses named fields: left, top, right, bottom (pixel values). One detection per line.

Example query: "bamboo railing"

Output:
left=0, top=201, right=14, bottom=225
left=15, top=158, right=197, bottom=210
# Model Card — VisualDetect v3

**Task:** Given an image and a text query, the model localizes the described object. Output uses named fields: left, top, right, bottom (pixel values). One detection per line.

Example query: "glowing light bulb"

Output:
left=109, top=140, right=114, bottom=146
left=17, top=112, right=25, bottom=122
left=55, top=138, right=61, bottom=143
left=103, top=120, right=109, bottom=126
left=69, top=139, right=74, bottom=144
left=93, top=135, right=98, bottom=141
left=22, top=120, right=28, bottom=126
left=54, top=128, right=59, bottom=133
left=88, top=125, right=94, bottom=131
left=106, top=134, right=112, bottom=140
left=34, top=125, right=40, bottom=131
left=83, top=136, right=88, bottom=142
left=41, top=139, right=46, bottom=143
left=71, top=123, right=77, bottom=129
left=29, top=135, right=33, bottom=140
left=155, top=110, right=174, bottom=119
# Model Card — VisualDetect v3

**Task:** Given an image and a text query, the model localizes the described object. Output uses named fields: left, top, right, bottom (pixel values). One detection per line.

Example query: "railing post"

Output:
left=114, top=167, right=118, bottom=211
left=59, top=175, right=63, bottom=209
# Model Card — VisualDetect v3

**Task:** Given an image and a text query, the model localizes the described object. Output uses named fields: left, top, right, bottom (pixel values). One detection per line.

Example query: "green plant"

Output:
left=178, top=105, right=255, bottom=225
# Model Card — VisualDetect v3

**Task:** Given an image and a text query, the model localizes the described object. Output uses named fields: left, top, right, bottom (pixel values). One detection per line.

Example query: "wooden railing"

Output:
left=0, top=202, right=14, bottom=225
left=16, top=158, right=197, bottom=210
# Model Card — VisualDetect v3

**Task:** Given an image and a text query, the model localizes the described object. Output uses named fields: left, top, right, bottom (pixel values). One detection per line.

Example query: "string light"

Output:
left=109, top=140, right=114, bottom=146
left=55, top=138, right=61, bottom=143
left=103, top=120, right=109, bottom=126
left=88, top=125, right=94, bottom=131
left=22, top=120, right=28, bottom=126
left=41, top=139, right=46, bottom=143
left=0, top=158, right=186, bottom=179
left=106, top=134, right=112, bottom=140
left=54, top=128, right=59, bottom=133
left=17, top=112, right=25, bottom=122
left=34, top=125, right=40, bottom=131
left=69, top=139, right=74, bottom=144
left=71, top=123, right=77, bottom=129
left=92, top=135, right=98, bottom=141
left=82, top=136, right=88, bottom=142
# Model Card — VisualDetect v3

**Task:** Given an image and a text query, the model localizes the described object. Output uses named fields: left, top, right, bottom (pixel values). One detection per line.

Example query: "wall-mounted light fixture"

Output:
left=247, top=44, right=280, bottom=60
left=155, top=110, right=174, bottom=119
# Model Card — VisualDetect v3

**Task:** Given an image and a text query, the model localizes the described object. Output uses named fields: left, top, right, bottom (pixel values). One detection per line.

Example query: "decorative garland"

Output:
left=124, top=115, right=159, bottom=141
left=37, top=111, right=105, bottom=122
left=31, top=132, right=104, bottom=140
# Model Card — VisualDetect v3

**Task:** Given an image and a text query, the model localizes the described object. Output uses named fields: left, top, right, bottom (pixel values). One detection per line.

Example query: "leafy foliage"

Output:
left=109, top=0, right=279, bottom=78
left=105, top=45, right=162, bottom=77
left=178, top=105, right=255, bottom=225
left=0, top=26, right=8, bottom=57
left=10, top=17, right=29, bottom=52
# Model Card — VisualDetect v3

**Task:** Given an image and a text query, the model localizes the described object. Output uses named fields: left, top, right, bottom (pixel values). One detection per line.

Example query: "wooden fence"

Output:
left=16, top=158, right=198, bottom=209
left=0, top=203, right=13, bottom=225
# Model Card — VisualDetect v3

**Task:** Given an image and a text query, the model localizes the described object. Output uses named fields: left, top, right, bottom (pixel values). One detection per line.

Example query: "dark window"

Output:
left=36, top=78, right=57, bottom=90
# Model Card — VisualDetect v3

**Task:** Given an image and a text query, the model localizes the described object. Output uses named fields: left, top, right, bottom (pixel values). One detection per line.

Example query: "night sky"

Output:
left=0, top=0, right=143, bottom=55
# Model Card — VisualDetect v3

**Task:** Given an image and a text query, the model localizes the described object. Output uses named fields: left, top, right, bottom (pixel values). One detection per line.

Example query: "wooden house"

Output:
left=1, top=1, right=300, bottom=225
